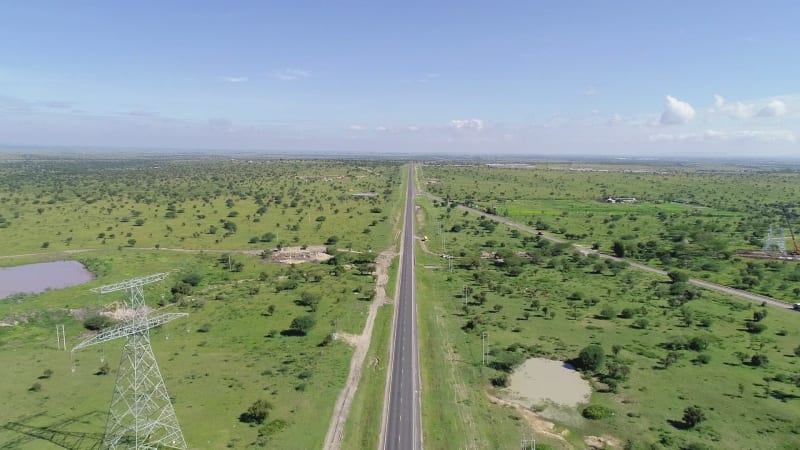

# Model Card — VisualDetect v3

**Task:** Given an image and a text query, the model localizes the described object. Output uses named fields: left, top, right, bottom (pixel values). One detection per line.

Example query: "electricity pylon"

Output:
left=73, top=272, right=188, bottom=450
left=763, top=226, right=787, bottom=254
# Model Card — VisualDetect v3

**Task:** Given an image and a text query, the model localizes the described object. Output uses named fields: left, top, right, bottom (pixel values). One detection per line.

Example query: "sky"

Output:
left=1, top=1, right=799, bottom=157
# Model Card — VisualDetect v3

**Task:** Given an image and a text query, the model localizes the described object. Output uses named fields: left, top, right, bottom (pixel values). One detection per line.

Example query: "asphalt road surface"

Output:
left=383, top=164, right=422, bottom=450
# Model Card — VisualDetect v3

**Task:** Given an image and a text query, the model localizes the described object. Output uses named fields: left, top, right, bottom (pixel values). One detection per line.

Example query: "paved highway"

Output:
left=382, top=163, right=422, bottom=450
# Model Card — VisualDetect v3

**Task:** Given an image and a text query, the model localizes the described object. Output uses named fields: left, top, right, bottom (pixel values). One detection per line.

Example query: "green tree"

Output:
left=682, top=405, right=706, bottom=428
left=598, top=305, right=617, bottom=320
left=688, top=336, right=709, bottom=351
left=576, top=344, right=605, bottom=372
left=296, top=292, right=321, bottom=312
left=745, top=321, right=766, bottom=334
left=239, top=399, right=272, bottom=424
left=668, top=270, right=689, bottom=284
left=750, top=354, right=769, bottom=367
left=289, top=315, right=316, bottom=336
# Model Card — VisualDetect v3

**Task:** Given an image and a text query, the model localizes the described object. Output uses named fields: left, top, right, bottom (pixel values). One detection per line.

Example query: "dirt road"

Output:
left=322, top=247, right=397, bottom=450
left=423, top=192, right=795, bottom=311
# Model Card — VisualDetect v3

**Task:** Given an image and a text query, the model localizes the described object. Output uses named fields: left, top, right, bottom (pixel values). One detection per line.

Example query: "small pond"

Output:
left=0, top=261, right=94, bottom=300
left=506, top=358, right=592, bottom=408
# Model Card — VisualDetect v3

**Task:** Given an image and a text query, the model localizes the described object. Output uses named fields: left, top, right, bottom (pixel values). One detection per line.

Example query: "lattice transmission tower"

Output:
left=72, top=272, right=188, bottom=450
left=763, top=226, right=787, bottom=254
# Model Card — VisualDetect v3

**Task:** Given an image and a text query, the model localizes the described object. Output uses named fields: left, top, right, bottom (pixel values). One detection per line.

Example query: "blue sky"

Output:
left=1, top=1, right=799, bottom=156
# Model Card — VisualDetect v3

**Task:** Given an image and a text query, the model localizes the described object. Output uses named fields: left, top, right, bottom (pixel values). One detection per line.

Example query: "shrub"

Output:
left=598, top=305, right=616, bottom=320
left=688, top=336, right=709, bottom=351
left=319, top=333, right=333, bottom=347
left=694, top=354, right=711, bottom=365
left=745, top=321, right=766, bottom=334
left=488, top=351, right=524, bottom=373
left=668, top=270, right=689, bottom=284
left=296, top=292, right=321, bottom=312
left=750, top=354, right=769, bottom=367
left=289, top=315, right=316, bottom=336
left=576, top=344, right=605, bottom=372
left=240, top=399, right=272, bottom=424
left=96, top=362, right=111, bottom=375
left=582, top=404, right=614, bottom=420
left=682, top=405, right=706, bottom=428
left=84, top=315, right=114, bottom=331
left=490, top=374, right=508, bottom=387
left=181, top=272, right=203, bottom=286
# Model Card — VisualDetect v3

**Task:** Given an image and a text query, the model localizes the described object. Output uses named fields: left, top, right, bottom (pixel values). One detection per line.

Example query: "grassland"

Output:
left=0, top=158, right=398, bottom=254
left=0, top=157, right=404, bottom=449
left=414, top=177, right=800, bottom=450
left=421, top=163, right=800, bottom=303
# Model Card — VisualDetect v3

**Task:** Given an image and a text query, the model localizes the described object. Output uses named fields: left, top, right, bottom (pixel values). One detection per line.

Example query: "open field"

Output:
left=0, top=158, right=404, bottom=449
left=420, top=163, right=800, bottom=303
left=414, top=181, right=800, bottom=449
left=0, top=158, right=399, bottom=255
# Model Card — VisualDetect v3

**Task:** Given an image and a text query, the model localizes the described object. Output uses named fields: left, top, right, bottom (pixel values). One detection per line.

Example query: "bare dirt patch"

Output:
left=100, top=306, right=154, bottom=321
left=585, top=435, right=622, bottom=449
left=271, top=245, right=332, bottom=265
left=486, top=393, right=571, bottom=449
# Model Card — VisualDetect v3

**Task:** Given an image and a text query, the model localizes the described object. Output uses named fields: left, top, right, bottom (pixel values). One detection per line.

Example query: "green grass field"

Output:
left=0, top=158, right=405, bottom=449
left=414, top=188, right=800, bottom=450
left=421, top=163, right=800, bottom=303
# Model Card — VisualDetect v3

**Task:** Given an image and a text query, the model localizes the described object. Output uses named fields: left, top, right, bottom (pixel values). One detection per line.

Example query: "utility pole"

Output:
left=55, top=324, right=66, bottom=351
left=463, top=285, right=471, bottom=308
left=521, top=435, right=536, bottom=450
left=482, top=332, right=489, bottom=366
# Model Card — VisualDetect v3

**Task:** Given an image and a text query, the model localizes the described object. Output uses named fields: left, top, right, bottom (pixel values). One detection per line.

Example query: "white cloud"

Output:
left=713, top=94, right=725, bottom=109
left=660, top=95, right=695, bottom=125
left=375, top=126, right=388, bottom=132
left=223, top=76, right=248, bottom=83
left=712, top=95, right=792, bottom=119
left=584, top=86, right=597, bottom=96
left=269, top=68, right=312, bottom=81
left=758, top=99, right=788, bottom=117
left=407, top=125, right=420, bottom=132
left=712, top=94, right=756, bottom=119
left=649, top=128, right=796, bottom=143
left=449, top=119, right=484, bottom=131
left=347, top=124, right=366, bottom=131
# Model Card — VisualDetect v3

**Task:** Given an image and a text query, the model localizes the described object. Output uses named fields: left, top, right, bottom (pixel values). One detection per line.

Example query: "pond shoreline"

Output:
left=0, top=260, right=94, bottom=300
left=504, top=357, right=592, bottom=408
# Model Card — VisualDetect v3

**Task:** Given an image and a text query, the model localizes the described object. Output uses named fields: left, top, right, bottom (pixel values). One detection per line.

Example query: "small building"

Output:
left=606, top=197, right=636, bottom=204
